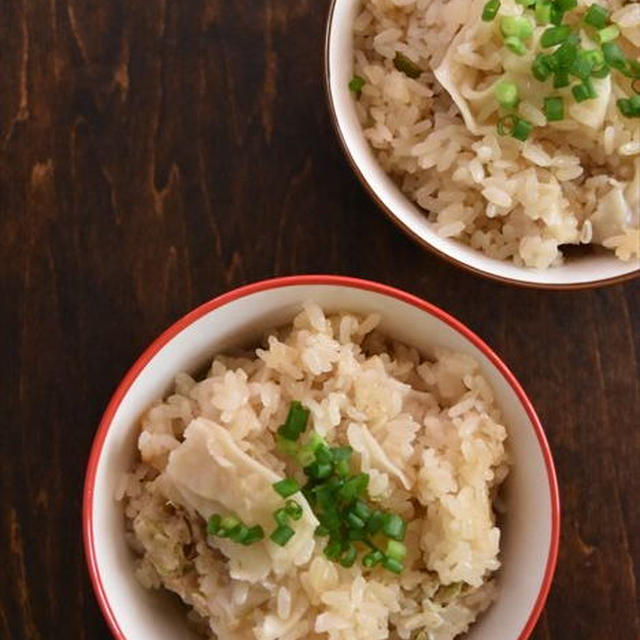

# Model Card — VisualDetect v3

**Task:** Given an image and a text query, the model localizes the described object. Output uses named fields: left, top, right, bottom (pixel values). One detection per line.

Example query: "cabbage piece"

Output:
left=165, top=418, right=318, bottom=581
left=590, top=184, right=633, bottom=242
left=568, top=76, right=611, bottom=130
left=347, top=422, right=411, bottom=490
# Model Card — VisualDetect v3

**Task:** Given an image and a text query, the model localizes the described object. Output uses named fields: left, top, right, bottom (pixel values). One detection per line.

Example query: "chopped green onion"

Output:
left=569, top=54, right=593, bottom=80
left=602, top=42, right=626, bottom=71
left=504, top=36, right=528, bottom=55
left=544, top=96, right=565, bottom=121
left=512, top=117, right=534, bottom=141
left=591, top=63, right=610, bottom=78
left=314, top=445, right=334, bottom=466
left=383, top=557, right=404, bottom=574
left=362, top=549, right=385, bottom=568
left=571, top=78, right=597, bottom=102
left=596, top=25, right=620, bottom=44
left=550, top=5, right=565, bottom=25
left=274, top=508, right=289, bottom=526
left=554, top=39, right=579, bottom=70
left=219, top=516, right=240, bottom=537
left=482, top=0, right=501, bottom=21
left=386, top=540, right=407, bottom=562
left=348, top=75, right=365, bottom=93
left=500, top=16, right=533, bottom=39
left=584, top=4, right=609, bottom=29
left=207, top=514, right=222, bottom=536
left=382, top=513, right=407, bottom=541
left=556, top=0, right=577, bottom=11
left=323, top=538, right=343, bottom=559
left=270, top=524, right=295, bottom=546
left=241, top=525, right=265, bottom=545
left=393, top=52, right=422, bottom=78
left=617, top=98, right=633, bottom=117
left=630, top=95, right=640, bottom=115
left=346, top=512, right=366, bottom=529
left=276, top=434, right=298, bottom=457
left=366, top=510, right=386, bottom=534
left=516, top=0, right=535, bottom=6
left=332, top=446, right=353, bottom=476
left=553, top=70, right=570, bottom=88
left=337, top=473, right=369, bottom=503
left=352, top=499, right=373, bottom=522
left=278, top=401, right=310, bottom=440
left=540, top=25, right=571, bottom=47
left=339, top=544, right=358, bottom=568
left=285, top=500, right=303, bottom=521
left=315, top=524, right=330, bottom=537
left=628, top=60, right=640, bottom=79
left=273, top=477, right=300, bottom=498
left=532, top=54, right=552, bottom=81
left=304, top=460, right=333, bottom=479
left=230, top=524, right=250, bottom=543
left=494, top=80, right=520, bottom=108
left=535, top=0, right=552, bottom=25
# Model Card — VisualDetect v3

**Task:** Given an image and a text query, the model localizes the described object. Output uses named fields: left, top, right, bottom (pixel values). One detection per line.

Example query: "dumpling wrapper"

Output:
left=165, top=418, right=318, bottom=581
left=347, top=422, right=412, bottom=490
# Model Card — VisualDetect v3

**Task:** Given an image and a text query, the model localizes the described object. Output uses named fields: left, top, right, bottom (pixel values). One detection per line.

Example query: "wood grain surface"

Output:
left=0, top=1, right=638, bottom=638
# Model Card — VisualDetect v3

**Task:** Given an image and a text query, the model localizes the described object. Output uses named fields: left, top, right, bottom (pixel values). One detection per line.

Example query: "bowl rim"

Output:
left=83, top=274, right=561, bottom=640
left=323, top=0, right=639, bottom=290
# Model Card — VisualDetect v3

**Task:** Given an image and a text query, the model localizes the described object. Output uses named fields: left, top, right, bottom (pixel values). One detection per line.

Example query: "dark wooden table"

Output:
left=1, top=1, right=639, bottom=638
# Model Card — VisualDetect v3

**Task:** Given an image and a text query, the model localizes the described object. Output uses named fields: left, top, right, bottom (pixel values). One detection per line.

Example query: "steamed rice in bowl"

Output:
left=119, top=303, right=510, bottom=640
left=352, top=0, right=640, bottom=269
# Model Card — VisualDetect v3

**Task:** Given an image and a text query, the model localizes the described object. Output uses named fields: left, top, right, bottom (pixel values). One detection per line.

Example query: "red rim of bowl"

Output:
left=323, top=0, right=639, bottom=290
left=83, top=274, right=560, bottom=640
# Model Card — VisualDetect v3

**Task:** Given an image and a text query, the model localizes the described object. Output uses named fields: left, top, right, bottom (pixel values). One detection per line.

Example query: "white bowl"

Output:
left=324, top=0, right=639, bottom=289
left=84, top=275, right=560, bottom=640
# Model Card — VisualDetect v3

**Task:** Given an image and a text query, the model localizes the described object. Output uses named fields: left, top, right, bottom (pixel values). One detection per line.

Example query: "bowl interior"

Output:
left=326, top=0, right=639, bottom=287
left=86, top=282, right=557, bottom=640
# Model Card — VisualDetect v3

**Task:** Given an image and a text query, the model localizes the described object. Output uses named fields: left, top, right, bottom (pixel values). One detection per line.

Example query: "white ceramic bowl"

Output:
left=325, top=0, right=639, bottom=289
left=84, top=275, right=560, bottom=640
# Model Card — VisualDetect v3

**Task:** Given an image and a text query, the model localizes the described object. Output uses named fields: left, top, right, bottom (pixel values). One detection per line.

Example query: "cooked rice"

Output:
left=121, top=304, right=509, bottom=639
left=353, top=0, right=640, bottom=268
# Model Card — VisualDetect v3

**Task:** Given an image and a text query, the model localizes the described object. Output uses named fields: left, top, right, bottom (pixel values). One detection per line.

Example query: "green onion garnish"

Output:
left=584, top=4, right=609, bottom=29
left=277, top=401, right=310, bottom=440
left=274, top=507, right=289, bottom=526
left=339, top=544, right=358, bottom=568
left=504, top=36, right=528, bottom=56
left=348, top=75, right=365, bottom=93
left=569, top=54, right=593, bottom=81
left=207, top=514, right=222, bottom=536
left=346, top=511, right=366, bottom=529
left=497, top=114, right=519, bottom=136
left=352, top=499, right=373, bottom=522
left=362, top=549, right=385, bottom=568
left=284, top=500, right=303, bottom=521
left=323, top=538, right=343, bottom=559
left=382, top=513, right=407, bottom=541
left=553, top=70, right=570, bottom=88
left=366, top=510, right=386, bottom=534
left=270, top=524, right=295, bottom=546
left=535, top=0, right=552, bottom=24
left=550, top=5, right=565, bottom=25
left=386, top=540, right=407, bottom=562
left=273, top=477, right=300, bottom=498
left=218, top=516, right=240, bottom=537
left=596, top=25, right=620, bottom=44
left=602, top=42, right=627, bottom=71
left=556, top=0, right=577, bottom=11
left=544, top=96, right=564, bottom=121
left=383, top=557, right=404, bottom=574
left=516, top=0, right=535, bottom=6
left=554, top=39, right=579, bottom=70
left=241, top=525, right=265, bottom=545
left=337, top=473, right=369, bottom=503
left=512, top=117, right=534, bottom=141
left=532, top=54, right=552, bottom=81
left=494, top=80, right=520, bottom=108
left=616, top=97, right=640, bottom=118
left=315, top=524, right=330, bottom=536
left=393, top=52, right=422, bottom=79
left=482, top=0, right=501, bottom=21
left=540, top=25, right=571, bottom=47
left=500, top=16, right=533, bottom=39
left=571, top=78, right=597, bottom=102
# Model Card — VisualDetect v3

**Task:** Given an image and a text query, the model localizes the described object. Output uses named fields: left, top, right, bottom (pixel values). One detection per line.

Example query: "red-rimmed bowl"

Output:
left=83, top=275, right=560, bottom=640
left=324, top=0, right=639, bottom=289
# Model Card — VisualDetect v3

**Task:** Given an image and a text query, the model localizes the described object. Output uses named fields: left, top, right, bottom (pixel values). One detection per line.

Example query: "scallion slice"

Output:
left=504, top=36, right=528, bottom=56
left=362, top=549, right=385, bottom=568
left=277, top=401, right=310, bottom=440
left=323, top=538, right=343, bottom=559
left=596, top=25, right=620, bottom=44
left=601, top=42, right=626, bottom=71
left=494, top=80, right=520, bottom=108
left=241, top=525, right=265, bottom=545
left=532, top=54, right=552, bottom=81
left=535, top=0, right=552, bottom=25
left=284, top=500, right=303, bottom=521
left=500, top=16, right=533, bottom=39
left=273, top=477, right=300, bottom=498
left=584, top=4, right=609, bottom=29
left=348, top=75, right=365, bottom=93
left=386, top=540, right=407, bottom=562
left=383, top=557, right=404, bottom=574
left=339, top=544, right=358, bottom=568
left=544, top=96, right=564, bottom=121
left=382, top=513, right=407, bottom=541
left=553, top=70, right=570, bottom=88
left=393, top=52, right=422, bottom=78
left=572, top=78, right=597, bottom=102
left=556, top=0, right=577, bottom=10
left=512, top=117, right=534, bottom=141
left=482, top=0, right=501, bottom=21
left=540, top=25, right=572, bottom=47
left=270, top=524, right=295, bottom=546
